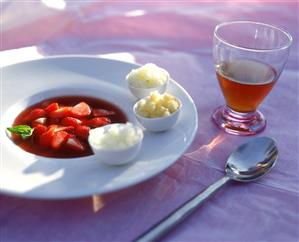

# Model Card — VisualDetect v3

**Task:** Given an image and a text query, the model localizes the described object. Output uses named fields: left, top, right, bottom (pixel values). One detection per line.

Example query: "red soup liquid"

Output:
left=11, top=96, right=127, bottom=158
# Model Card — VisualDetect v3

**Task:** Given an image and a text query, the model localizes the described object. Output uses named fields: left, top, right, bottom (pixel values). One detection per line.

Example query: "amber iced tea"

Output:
left=216, top=59, right=276, bottom=113
left=212, top=21, right=292, bottom=135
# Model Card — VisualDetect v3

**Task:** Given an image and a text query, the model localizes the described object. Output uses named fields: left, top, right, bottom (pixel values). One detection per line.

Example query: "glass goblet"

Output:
left=212, top=21, right=292, bottom=135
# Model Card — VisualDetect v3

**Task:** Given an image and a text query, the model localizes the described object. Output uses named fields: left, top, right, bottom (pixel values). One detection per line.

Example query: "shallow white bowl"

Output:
left=128, top=78, right=169, bottom=99
left=1, top=56, right=198, bottom=199
left=88, top=124, right=144, bottom=165
left=133, top=97, right=182, bottom=132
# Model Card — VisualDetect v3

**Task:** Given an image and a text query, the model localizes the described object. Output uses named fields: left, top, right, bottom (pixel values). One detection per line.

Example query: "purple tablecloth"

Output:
left=1, top=2, right=298, bottom=242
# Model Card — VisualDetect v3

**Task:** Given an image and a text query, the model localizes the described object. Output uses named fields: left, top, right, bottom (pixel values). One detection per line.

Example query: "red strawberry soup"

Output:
left=10, top=96, right=127, bottom=158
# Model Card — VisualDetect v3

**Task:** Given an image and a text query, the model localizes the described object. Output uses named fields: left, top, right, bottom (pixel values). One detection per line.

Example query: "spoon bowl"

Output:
left=226, top=136, right=278, bottom=181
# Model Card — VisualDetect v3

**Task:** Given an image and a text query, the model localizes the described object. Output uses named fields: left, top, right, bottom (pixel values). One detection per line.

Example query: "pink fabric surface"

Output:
left=1, top=1, right=299, bottom=242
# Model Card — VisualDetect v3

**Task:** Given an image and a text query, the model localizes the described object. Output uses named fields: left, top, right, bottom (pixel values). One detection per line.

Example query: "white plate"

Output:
left=0, top=56, right=198, bottom=199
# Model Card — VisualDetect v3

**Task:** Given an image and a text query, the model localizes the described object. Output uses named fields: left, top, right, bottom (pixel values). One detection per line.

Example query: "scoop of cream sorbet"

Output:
left=89, top=123, right=143, bottom=150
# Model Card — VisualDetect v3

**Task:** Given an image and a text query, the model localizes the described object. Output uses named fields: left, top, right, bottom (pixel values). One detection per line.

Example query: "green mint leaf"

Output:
left=7, top=125, right=33, bottom=139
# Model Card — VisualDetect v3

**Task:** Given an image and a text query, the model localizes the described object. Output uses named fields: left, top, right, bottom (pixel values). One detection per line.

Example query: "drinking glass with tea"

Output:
left=212, top=21, right=292, bottom=135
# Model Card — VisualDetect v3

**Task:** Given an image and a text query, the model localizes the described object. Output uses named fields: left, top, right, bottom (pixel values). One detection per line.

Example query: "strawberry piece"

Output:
left=64, top=137, right=85, bottom=152
left=70, top=102, right=91, bottom=118
left=33, top=124, right=47, bottom=137
left=51, top=131, right=70, bottom=150
left=31, top=117, right=47, bottom=127
left=75, top=125, right=90, bottom=140
left=38, top=127, right=56, bottom=147
left=54, top=126, right=75, bottom=133
left=44, top=103, right=59, bottom=113
left=61, top=117, right=82, bottom=127
left=47, top=124, right=58, bottom=130
left=48, top=107, right=71, bottom=119
left=25, top=108, right=46, bottom=122
left=92, top=108, right=115, bottom=117
left=82, top=117, right=111, bottom=128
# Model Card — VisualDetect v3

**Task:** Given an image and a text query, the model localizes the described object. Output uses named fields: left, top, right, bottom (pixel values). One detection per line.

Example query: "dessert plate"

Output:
left=0, top=56, right=198, bottom=199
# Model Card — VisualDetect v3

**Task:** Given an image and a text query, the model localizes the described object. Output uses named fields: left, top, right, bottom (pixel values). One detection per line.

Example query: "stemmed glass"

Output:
left=212, top=21, right=292, bottom=135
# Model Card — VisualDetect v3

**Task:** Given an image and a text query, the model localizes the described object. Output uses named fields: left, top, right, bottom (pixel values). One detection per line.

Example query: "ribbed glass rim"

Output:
left=214, top=20, right=293, bottom=52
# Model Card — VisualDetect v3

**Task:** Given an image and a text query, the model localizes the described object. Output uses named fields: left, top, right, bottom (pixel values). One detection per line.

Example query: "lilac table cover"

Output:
left=1, top=2, right=298, bottom=242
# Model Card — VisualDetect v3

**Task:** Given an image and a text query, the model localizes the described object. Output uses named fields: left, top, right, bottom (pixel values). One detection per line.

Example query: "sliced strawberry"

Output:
left=75, top=125, right=90, bottom=140
left=48, top=107, right=71, bottom=119
left=54, top=126, right=75, bottom=133
left=64, top=137, right=85, bottom=152
left=25, top=108, right=46, bottom=122
left=47, top=124, right=58, bottom=129
left=44, top=102, right=59, bottom=113
left=31, top=117, right=47, bottom=127
left=61, top=117, right=82, bottom=127
left=51, top=131, right=70, bottom=150
left=38, top=127, right=56, bottom=147
left=70, top=102, right=91, bottom=118
left=82, top=117, right=111, bottom=128
left=33, top=124, right=47, bottom=138
left=92, top=108, right=116, bottom=117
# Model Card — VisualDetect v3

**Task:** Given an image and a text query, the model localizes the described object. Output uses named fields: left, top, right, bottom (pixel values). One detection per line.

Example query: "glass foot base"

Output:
left=212, top=106, right=266, bottom=136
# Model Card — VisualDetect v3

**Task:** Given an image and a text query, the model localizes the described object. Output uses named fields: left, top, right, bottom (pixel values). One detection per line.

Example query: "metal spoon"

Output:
left=135, top=137, right=278, bottom=242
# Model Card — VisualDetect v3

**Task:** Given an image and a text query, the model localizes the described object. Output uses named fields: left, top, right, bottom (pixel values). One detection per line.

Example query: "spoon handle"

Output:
left=134, top=175, right=230, bottom=242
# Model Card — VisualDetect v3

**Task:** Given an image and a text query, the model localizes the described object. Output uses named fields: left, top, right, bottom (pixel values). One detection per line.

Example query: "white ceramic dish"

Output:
left=0, top=56, right=198, bottom=199
left=88, top=123, right=143, bottom=165
left=128, top=79, right=168, bottom=99
left=133, top=97, right=181, bottom=132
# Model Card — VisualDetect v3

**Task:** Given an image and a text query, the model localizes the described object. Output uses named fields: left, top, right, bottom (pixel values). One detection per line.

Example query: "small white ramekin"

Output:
left=128, top=78, right=169, bottom=99
left=133, top=97, right=181, bottom=132
left=88, top=123, right=143, bottom=165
